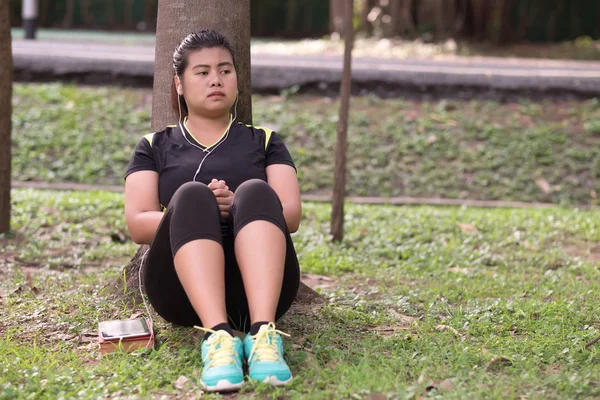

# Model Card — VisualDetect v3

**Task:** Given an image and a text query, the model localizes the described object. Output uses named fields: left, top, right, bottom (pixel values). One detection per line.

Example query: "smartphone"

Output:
left=99, top=318, right=152, bottom=341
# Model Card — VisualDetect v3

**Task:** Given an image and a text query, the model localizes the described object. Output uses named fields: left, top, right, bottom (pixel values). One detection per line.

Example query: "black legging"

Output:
left=142, top=179, right=300, bottom=332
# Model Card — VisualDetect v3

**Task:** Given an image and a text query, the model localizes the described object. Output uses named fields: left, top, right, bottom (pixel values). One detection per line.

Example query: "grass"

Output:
left=1, top=188, right=600, bottom=399
left=11, top=83, right=600, bottom=206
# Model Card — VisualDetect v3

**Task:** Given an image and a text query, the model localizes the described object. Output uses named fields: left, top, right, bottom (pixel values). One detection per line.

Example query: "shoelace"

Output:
left=249, top=322, right=291, bottom=362
left=194, top=327, right=239, bottom=368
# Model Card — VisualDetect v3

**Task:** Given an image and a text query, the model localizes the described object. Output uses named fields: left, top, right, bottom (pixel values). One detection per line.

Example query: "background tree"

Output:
left=331, top=0, right=354, bottom=242
left=0, top=0, right=12, bottom=234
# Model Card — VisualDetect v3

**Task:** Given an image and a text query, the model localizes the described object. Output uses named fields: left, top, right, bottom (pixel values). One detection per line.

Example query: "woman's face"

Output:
left=178, top=47, right=238, bottom=118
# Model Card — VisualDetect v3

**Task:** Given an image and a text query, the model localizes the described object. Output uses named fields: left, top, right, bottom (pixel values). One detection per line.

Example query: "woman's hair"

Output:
left=172, top=30, right=237, bottom=116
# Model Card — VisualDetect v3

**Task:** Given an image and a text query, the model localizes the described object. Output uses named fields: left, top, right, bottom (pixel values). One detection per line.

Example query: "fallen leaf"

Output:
left=173, top=375, right=191, bottom=390
left=484, top=355, right=512, bottom=372
left=457, top=223, right=478, bottom=233
left=426, top=379, right=456, bottom=392
left=448, top=267, right=472, bottom=274
left=52, top=333, right=77, bottom=341
left=369, top=325, right=411, bottom=333
left=405, top=110, right=419, bottom=122
left=129, top=312, right=143, bottom=319
left=438, top=379, right=456, bottom=391
left=535, top=178, right=551, bottom=194
left=436, top=325, right=462, bottom=337
left=389, top=309, right=416, bottom=325
left=591, top=190, right=597, bottom=199
left=301, top=274, right=335, bottom=290
left=427, top=135, right=437, bottom=144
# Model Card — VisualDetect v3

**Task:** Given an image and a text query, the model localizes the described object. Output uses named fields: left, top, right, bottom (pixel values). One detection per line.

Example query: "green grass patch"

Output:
left=11, top=83, right=600, bottom=205
left=1, top=189, right=599, bottom=399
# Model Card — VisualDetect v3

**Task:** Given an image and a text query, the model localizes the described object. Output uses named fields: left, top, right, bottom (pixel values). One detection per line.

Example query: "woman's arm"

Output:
left=266, top=164, right=302, bottom=233
left=124, top=170, right=163, bottom=244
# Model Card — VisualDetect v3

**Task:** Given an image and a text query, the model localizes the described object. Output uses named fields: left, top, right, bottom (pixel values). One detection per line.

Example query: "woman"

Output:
left=124, top=30, right=301, bottom=392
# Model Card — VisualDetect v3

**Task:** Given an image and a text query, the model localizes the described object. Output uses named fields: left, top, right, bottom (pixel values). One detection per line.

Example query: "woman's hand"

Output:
left=208, top=179, right=234, bottom=217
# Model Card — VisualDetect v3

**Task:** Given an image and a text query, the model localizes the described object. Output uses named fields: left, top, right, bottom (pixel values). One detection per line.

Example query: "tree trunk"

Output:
left=286, top=0, right=298, bottom=36
left=151, top=0, right=252, bottom=130
left=330, top=0, right=344, bottom=35
left=144, top=0, right=157, bottom=31
left=492, top=0, right=513, bottom=45
left=81, top=0, right=95, bottom=27
left=110, top=0, right=322, bottom=306
left=105, top=0, right=117, bottom=27
left=0, top=0, right=12, bottom=234
left=331, top=0, right=353, bottom=242
left=61, top=0, right=75, bottom=29
left=124, top=0, right=135, bottom=29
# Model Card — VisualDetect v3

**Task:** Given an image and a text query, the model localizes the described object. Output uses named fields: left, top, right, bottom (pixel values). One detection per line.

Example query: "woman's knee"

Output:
left=169, top=181, right=220, bottom=221
left=234, top=179, right=279, bottom=205
left=171, top=181, right=213, bottom=205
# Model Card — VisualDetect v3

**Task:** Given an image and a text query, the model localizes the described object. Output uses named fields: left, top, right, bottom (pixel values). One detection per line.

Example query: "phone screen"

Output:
left=99, top=318, right=151, bottom=340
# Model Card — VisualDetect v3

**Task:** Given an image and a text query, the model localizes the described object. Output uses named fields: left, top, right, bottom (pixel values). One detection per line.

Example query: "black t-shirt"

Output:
left=124, top=121, right=296, bottom=210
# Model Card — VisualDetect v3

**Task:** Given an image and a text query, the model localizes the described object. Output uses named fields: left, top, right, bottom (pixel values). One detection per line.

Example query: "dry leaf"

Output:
left=301, top=274, right=335, bottom=290
left=405, top=110, right=419, bottom=122
left=438, top=379, right=456, bottom=391
left=436, top=325, right=462, bottom=337
left=535, top=178, right=551, bottom=194
left=427, top=135, right=437, bottom=144
left=389, top=309, right=416, bottom=325
left=129, top=312, right=143, bottom=319
left=457, top=223, right=478, bottom=233
left=173, top=375, right=191, bottom=390
left=591, top=190, right=597, bottom=199
left=53, top=333, right=77, bottom=341
left=369, top=325, right=411, bottom=333
left=448, top=267, right=472, bottom=274
left=484, top=355, right=512, bottom=372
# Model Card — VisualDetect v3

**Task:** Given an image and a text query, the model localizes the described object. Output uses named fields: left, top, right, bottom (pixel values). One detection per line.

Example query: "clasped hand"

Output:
left=208, top=179, right=234, bottom=217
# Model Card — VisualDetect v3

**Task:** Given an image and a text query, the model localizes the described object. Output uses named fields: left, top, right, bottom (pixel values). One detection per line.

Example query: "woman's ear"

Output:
left=174, top=75, right=182, bottom=95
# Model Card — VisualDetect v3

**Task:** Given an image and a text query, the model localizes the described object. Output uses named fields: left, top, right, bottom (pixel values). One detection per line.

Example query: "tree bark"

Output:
left=124, top=0, right=135, bottom=29
left=330, top=0, right=344, bottom=35
left=81, top=0, right=95, bottom=27
left=61, top=0, right=75, bottom=29
left=151, top=0, right=252, bottom=130
left=331, top=0, right=353, bottom=242
left=286, top=0, right=298, bottom=36
left=0, top=0, right=12, bottom=234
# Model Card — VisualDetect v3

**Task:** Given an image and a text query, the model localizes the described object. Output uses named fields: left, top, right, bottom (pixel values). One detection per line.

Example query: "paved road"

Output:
left=12, top=39, right=600, bottom=95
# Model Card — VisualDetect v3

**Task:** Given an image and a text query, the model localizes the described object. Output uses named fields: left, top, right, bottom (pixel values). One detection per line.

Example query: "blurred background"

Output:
left=8, top=0, right=600, bottom=44
left=7, top=0, right=600, bottom=207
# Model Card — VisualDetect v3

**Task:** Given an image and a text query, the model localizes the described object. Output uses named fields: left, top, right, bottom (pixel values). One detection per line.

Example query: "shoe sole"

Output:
left=201, top=379, right=244, bottom=392
left=260, top=375, right=293, bottom=386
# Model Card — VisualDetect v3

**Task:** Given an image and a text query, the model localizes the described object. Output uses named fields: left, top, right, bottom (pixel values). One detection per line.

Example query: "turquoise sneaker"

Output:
left=196, top=328, right=244, bottom=392
left=243, top=323, right=293, bottom=386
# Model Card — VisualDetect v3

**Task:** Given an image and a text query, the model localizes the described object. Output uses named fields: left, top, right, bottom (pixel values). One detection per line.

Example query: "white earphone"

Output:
left=175, top=75, right=238, bottom=182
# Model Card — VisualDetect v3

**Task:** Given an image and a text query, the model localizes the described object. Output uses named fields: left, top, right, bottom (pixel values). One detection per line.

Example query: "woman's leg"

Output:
left=230, top=179, right=298, bottom=326
left=143, top=181, right=227, bottom=328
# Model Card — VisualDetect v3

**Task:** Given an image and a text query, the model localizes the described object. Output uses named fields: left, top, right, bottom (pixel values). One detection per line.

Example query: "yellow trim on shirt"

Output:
left=184, top=115, right=233, bottom=150
left=247, top=125, right=274, bottom=150
left=143, top=133, right=154, bottom=147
